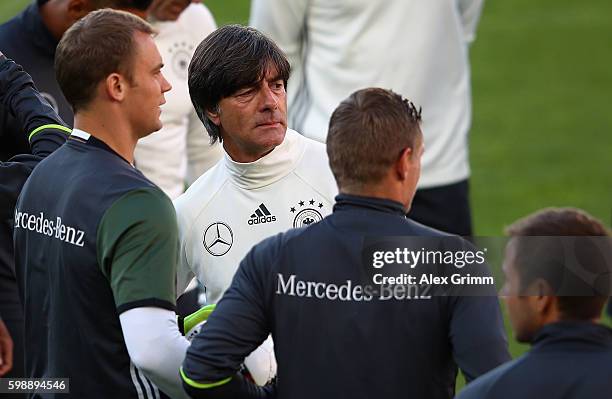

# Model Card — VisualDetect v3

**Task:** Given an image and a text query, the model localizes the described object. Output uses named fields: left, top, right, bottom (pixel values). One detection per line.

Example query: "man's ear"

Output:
left=531, top=279, right=556, bottom=314
left=104, top=73, right=127, bottom=102
left=394, top=147, right=413, bottom=181
left=66, top=0, right=93, bottom=22
left=206, top=108, right=221, bottom=126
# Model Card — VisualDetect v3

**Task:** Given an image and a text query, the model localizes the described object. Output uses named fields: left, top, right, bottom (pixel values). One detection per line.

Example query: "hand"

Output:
left=244, top=336, right=276, bottom=386
left=179, top=304, right=216, bottom=340
left=0, top=319, right=13, bottom=376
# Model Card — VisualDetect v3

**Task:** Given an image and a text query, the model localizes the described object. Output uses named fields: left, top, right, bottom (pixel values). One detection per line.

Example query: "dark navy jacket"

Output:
left=0, top=0, right=72, bottom=160
left=456, top=321, right=612, bottom=399
left=183, top=195, right=510, bottom=399
left=0, top=54, right=66, bottom=320
left=13, top=133, right=167, bottom=398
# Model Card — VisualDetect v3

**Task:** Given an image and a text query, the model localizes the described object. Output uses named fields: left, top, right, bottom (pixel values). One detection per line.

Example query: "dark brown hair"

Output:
left=90, top=0, right=152, bottom=8
left=506, top=208, right=611, bottom=320
left=111, top=0, right=153, bottom=9
left=188, top=25, right=291, bottom=144
left=55, top=9, right=154, bottom=111
left=326, top=88, right=422, bottom=190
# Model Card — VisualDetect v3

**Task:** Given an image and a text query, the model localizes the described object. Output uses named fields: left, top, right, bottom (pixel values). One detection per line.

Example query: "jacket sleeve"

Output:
left=120, top=307, right=190, bottom=399
left=249, top=0, right=308, bottom=64
left=448, top=294, right=511, bottom=382
left=0, top=53, right=69, bottom=158
left=445, top=237, right=511, bottom=381
left=181, top=236, right=279, bottom=398
left=249, top=0, right=309, bottom=109
left=456, top=0, right=485, bottom=44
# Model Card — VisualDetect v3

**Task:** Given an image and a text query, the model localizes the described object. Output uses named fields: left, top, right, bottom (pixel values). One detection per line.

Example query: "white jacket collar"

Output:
left=223, top=129, right=307, bottom=189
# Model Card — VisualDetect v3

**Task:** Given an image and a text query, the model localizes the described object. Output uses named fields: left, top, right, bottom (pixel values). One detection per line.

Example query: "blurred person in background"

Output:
left=251, top=0, right=485, bottom=236
left=0, top=0, right=152, bottom=161
left=457, top=208, right=612, bottom=399
left=135, top=0, right=222, bottom=199
left=180, top=88, right=509, bottom=399
left=0, top=50, right=69, bottom=393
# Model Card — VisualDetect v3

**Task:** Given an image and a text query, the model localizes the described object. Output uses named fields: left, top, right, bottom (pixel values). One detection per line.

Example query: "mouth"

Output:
left=256, top=121, right=282, bottom=128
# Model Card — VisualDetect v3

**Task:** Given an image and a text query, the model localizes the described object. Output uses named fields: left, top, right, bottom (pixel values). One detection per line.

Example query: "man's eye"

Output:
left=273, top=82, right=284, bottom=90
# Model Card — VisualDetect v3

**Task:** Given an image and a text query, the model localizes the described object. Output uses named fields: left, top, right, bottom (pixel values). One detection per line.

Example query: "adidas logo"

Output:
left=248, top=203, right=277, bottom=225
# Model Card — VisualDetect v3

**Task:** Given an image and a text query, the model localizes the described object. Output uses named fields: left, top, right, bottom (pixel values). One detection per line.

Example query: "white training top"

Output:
left=174, top=128, right=338, bottom=303
left=135, top=3, right=222, bottom=199
left=250, top=0, right=484, bottom=188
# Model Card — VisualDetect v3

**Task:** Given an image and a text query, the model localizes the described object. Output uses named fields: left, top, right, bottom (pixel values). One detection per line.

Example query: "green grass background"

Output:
left=2, top=0, right=610, bottom=391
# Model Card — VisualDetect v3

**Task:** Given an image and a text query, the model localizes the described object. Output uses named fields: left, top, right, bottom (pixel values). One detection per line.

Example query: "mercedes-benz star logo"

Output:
left=203, top=222, right=233, bottom=256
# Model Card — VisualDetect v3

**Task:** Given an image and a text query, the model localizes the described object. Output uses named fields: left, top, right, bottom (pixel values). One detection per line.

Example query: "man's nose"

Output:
left=259, top=85, right=279, bottom=111
left=161, top=72, right=172, bottom=93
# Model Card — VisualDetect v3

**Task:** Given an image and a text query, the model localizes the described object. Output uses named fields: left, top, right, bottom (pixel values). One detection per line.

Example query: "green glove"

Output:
left=178, top=304, right=216, bottom=341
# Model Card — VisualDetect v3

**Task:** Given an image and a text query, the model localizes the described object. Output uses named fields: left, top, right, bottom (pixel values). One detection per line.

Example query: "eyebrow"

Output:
left=266, top=74, right=283, bottom=82
left=234, top=73, right=284, bottom=95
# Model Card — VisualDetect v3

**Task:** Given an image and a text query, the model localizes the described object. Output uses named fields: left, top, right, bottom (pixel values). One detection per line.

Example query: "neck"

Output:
left=340, top=183, right=411, bottom=211
left=74, top=110, right=138, bottom=164
left=223, top=143, right=275, bottom=163
left=39, top=0, right=68, bottom=41
left=548, top=316, right=601, bottom=326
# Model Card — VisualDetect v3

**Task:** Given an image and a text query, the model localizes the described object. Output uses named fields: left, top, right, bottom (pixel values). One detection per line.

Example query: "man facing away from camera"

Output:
left=457, top=208, right=612, bottom=399
left=180, top=88, right=510, bottom=399
left=13, top=10, right=193, bottom=398
left=251, top=0, right=485, bottom=237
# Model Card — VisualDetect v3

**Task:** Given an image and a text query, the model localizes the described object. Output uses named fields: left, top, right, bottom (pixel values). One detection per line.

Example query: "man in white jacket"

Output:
left=135, top=0, right=222, bottom=199
left=251, top=0, right=485, bottom=236
left=174, top=25, right=337, bottom=385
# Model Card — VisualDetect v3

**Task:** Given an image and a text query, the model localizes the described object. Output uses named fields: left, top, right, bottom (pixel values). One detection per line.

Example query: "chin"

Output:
left=150, top=118, right=163, bottom=132
left=138, top=123, right=163, bottom=139
left=269, top=125, right=287, bottom=144
left=514, top=330, right=533, bottom=344
left=252, top=124, right=286, bottom=149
